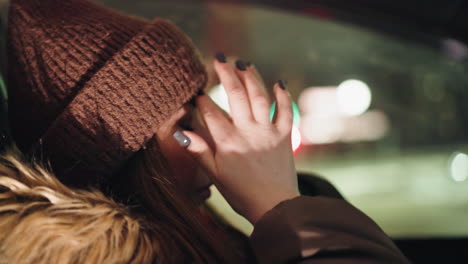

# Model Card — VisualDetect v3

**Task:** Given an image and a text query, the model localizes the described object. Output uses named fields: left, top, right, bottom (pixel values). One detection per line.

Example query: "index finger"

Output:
left=196, top=94, right=234, bottom=144
left=234, top=62, right=271, bottom=124
left=214, top=57, right=253, bottom=124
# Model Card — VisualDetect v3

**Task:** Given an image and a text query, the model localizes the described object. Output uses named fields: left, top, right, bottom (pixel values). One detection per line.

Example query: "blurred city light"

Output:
left=208, top=83, right=230, bottom=113
left=298, top=84, right=385, bottom=145
left=271, top=102, right=302, bottom=151
left=298, top=86, right=339, bottom=118
left=341, top=110, right=390, bottom=142
left=291, top=125, right=301, bottom=152
left=292, top=102, right=301, bottom=125
left=442, top=39, right=468, bottom=61
left=210, top=80, right=383, bottom=146
left=336, top=79, right=372, bottom=116
left=300, top=115, right=344, bottom=144
left=449, top=152, right=468, bottom=182
left=270, top=102, right=301, bottom=125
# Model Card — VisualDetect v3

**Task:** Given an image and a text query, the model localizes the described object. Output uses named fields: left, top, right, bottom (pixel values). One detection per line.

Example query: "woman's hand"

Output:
left=178, top=55, right=300, bottom=224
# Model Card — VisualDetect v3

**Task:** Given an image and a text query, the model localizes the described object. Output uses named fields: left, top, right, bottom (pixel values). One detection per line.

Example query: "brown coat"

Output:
left=250, top=196, right=411, bottom=264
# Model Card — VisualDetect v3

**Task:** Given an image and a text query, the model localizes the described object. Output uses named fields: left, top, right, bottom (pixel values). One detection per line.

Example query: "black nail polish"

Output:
left=173, top=130, right=191, bottom=147
left=278, top=80, right=287, bottom=90
left=235, top=60, right=247, bottom=71
left=215, top=52, right=227, bottom=63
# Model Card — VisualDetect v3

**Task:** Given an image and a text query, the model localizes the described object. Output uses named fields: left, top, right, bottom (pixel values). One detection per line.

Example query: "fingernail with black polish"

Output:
left=235, top=60, right=247, bottom=71
left=215, top=52, right=227, bottom=63
left=278, top=80, right=287, bottom=90
left=173, top=130, right=191, bottom=147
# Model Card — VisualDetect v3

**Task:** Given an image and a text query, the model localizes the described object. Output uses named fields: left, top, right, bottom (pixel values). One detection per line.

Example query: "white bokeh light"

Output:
left=450, top=152, right=468, bottom=182
left=291, top=125, right=301, bottom=152
left=298, top=87, right=340, bottom=118
left=208, top=83, right=230, bottom=113
left=337, top=79, right=372, bottom=116
left=300, top=115, right=344, bottom=144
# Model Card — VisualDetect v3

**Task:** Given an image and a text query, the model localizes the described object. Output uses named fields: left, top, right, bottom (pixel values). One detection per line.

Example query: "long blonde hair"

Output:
left=0, top=150, right=159, bottom=263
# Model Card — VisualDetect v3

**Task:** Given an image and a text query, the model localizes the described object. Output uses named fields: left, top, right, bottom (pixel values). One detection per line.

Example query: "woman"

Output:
left=5, top=0, right=410, bottom=263
left=7, top=0, right=246, bottom=262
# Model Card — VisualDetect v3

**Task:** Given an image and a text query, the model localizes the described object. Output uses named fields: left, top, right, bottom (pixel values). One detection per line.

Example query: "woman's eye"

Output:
left=179, top=123, right=193, bottom=131
left=179, top=108, right=196, bottom=131
left=179, top=118, right=194, bottom=131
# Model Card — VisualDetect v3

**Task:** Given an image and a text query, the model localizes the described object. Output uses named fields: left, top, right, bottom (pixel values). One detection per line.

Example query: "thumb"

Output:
left=174, top=130, right=217, bottom=177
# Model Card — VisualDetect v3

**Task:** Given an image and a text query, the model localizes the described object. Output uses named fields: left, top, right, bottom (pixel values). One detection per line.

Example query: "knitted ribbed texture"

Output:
left=7, top=0, right=207, bottom=186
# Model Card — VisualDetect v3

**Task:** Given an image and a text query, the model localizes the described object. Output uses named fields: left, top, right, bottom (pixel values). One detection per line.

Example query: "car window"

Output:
left=19, top=0, right=468, bottom=238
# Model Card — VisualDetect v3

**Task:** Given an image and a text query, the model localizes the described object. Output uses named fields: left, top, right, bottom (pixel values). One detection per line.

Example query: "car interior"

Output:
left=1, top=1, right=467, bottom=263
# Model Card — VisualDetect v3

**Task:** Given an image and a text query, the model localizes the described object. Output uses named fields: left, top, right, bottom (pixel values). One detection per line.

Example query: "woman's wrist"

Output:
left=248, top=191, right=301, bottom=225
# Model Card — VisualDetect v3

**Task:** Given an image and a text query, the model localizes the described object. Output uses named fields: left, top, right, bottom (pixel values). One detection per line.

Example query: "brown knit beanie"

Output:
left=7, top=0, right=207, bottom=187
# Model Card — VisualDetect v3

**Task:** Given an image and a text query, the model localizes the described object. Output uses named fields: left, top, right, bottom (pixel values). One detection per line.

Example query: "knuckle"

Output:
left=278, top=115, right=293, bottom=130
left=243, top=71, right=257, bottom=81
left=257, top=122, right=274, bottom=132
left=202, top=109, right=218, bottom=120
left=283, top=112, right=294, bottom=121
left=219, top=142, right=242, bottom=155
left=252, top=97, right=270, bottom=109
left=278, top=97, right=292, bottom=107
left=216, top=129, right=235, bottom=142
left=233, top=118, right=252, bottom=128
left=280, top=126, right=293, bottom=137
left=229, top=88, right=249, bottom=102
left=228, top=83, right=244, bottom=93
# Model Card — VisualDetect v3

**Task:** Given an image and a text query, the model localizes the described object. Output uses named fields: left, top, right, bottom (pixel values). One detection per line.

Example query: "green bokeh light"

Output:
left=270, top=101, right=300, bottom=125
